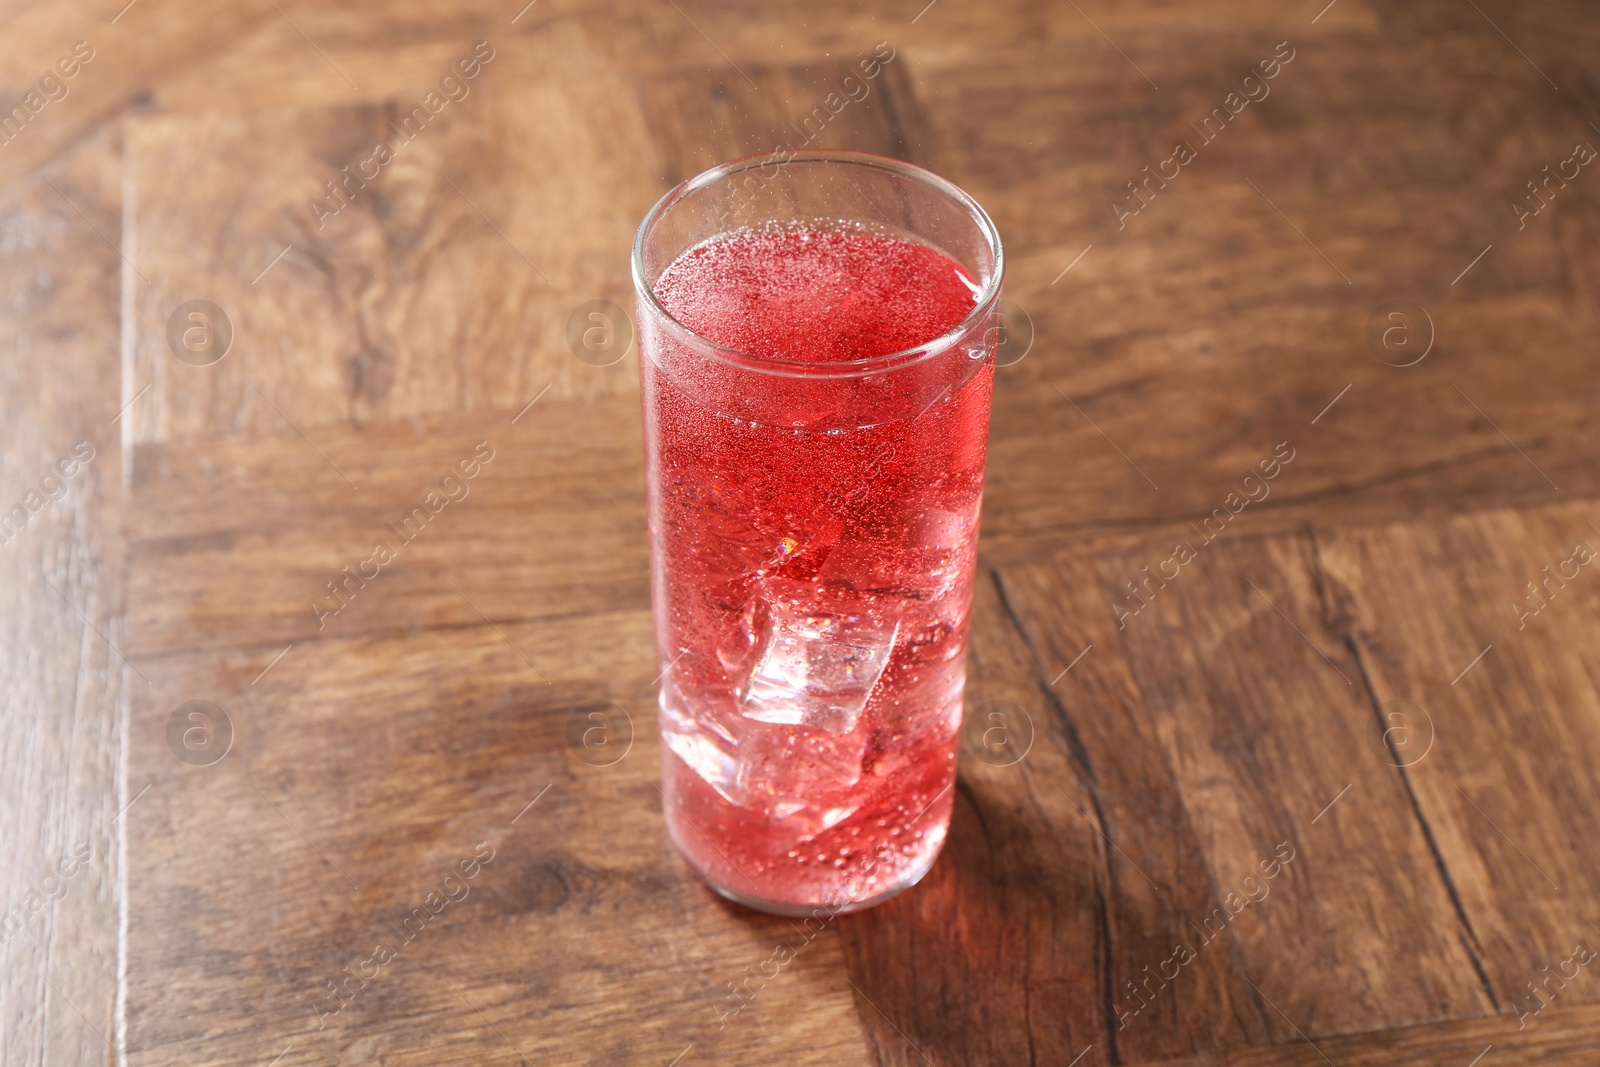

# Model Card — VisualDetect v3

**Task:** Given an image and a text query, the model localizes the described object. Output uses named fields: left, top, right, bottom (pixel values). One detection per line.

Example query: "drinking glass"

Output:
left=632, top=150, right=1003, bottom=916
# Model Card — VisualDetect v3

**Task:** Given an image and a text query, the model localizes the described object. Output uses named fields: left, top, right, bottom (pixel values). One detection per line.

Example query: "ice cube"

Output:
left=737, top=577, right=905, bottom=735
left=736, top=722, right=866, bottom=797
left=658, top=671, right=746, bottom=804
left=734, top=722, right=868, bottom=835
left=661, top=724, right=742, bottom=805
left=816, top=503, right=977, bottom=601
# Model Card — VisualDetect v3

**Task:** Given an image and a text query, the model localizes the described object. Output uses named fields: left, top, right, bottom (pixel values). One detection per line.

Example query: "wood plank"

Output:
left=1317, top=500, right=1600, bottom=1011
left=941, top=15, right=1600, bottom=552
left=983, top=537, right=1486, bottom=1053
left=636, top=53, right=927, bottom=186
left=1125, top=1001, right=1600, bottom=1065
left=0, top=0, right=274, bottom=188
left=122, top=20, right=660, bottom=447
left=0, top=130, right=125, bottom=1067
left=123, top=400, right=649, bottom=658
left=121, top=611, right=874, bottom=1065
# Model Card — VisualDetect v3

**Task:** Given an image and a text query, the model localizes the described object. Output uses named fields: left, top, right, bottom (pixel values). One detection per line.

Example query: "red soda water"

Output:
left=644, top=223, right=993, bottom=913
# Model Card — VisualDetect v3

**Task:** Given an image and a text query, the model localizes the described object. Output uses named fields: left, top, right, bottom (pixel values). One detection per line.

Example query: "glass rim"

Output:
left=630, top=149, right=1005, bottom=380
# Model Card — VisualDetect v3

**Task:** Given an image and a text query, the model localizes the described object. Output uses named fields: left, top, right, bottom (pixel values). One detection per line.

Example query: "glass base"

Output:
left=678, top=834, right=947, bottom=918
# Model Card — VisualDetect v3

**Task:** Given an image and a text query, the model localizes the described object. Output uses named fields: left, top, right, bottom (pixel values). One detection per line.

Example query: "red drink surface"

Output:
left=652, top=227, right=982, bottom=362
left=643, top=223, right=994, bottom=913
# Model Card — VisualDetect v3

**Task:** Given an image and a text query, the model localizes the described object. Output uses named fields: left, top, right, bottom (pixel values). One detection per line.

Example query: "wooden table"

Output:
left=3, top=0, right=1598, bottom=1063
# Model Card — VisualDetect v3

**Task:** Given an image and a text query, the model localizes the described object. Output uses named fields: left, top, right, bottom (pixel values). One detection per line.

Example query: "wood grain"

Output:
left=122, top=401, right=650, bottom=658
left=2, top=0, right=1599, bottom=1062
left=0, top=131, right=125, bottom=1067
left=123, top=22, right=659, bottom=449
left=122, top=610, right=874, bottom=1066
left=1125, top=1001, right=1600, bottom=1065
left=1317, top=501, right=1600, bottom=1010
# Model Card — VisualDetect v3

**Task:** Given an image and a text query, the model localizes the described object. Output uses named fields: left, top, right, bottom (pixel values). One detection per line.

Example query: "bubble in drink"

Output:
left=639, top=199, right=998, bottom=915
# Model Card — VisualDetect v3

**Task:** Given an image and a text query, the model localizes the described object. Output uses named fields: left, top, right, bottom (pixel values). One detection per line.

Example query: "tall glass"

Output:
left=632, top=150, right=1003, bottom=916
